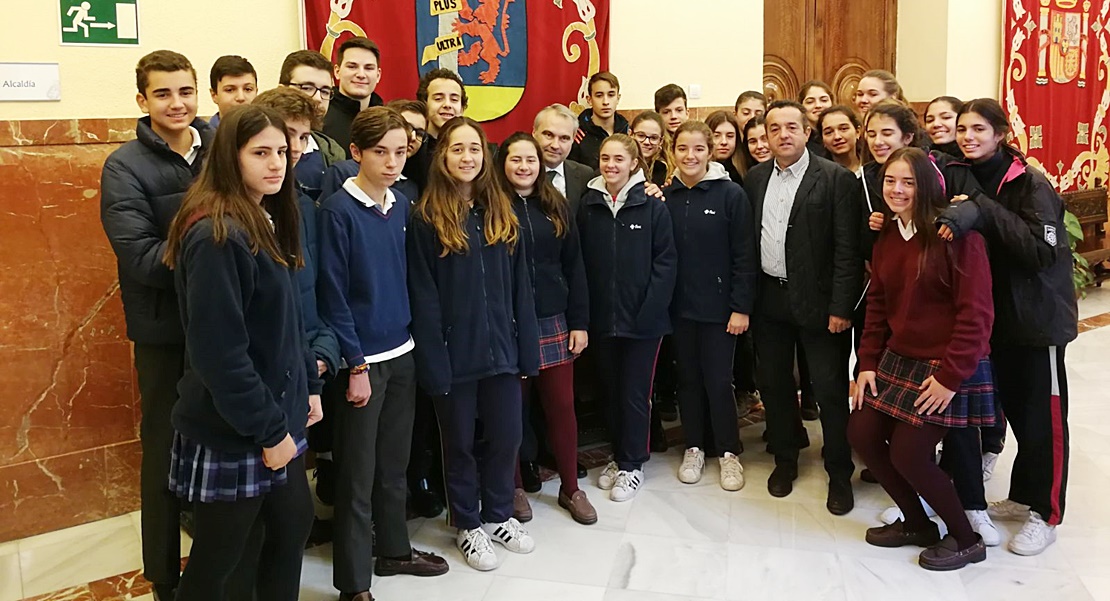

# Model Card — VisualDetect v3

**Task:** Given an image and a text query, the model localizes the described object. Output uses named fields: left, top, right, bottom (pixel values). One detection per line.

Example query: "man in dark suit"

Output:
left=743, top=100, right=862, bottom=515
left=534, top=104, right=594, bottom=214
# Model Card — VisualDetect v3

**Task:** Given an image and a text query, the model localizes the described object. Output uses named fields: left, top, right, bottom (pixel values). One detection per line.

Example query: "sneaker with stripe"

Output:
left=456, top=527, right=498, bottom=571
left=610, top=469, right=644, bottom=502
left=481, top=517, right=535, bottom=554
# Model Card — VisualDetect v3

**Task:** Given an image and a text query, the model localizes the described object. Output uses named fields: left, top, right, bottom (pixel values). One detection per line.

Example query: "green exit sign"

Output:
left=59, top=0, right=140, bottom=46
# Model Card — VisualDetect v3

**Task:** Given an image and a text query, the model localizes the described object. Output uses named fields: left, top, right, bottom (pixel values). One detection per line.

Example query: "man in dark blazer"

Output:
left=534, top=103, right=595, bottom=214
left=743, top=100, right=862, bottom=515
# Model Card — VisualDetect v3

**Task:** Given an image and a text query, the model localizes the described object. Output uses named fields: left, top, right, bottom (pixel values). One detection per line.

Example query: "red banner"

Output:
left=1004, top=0, right=1109, bottom=191
left=304, top=0, right=609, bottom=142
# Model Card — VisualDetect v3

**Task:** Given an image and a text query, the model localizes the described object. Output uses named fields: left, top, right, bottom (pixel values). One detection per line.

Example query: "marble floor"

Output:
left=5, top=288, right=1110, bottom=601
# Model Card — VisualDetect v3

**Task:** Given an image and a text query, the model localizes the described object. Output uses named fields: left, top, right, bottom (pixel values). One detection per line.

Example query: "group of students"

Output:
left=97, top=35, right=1077, bottom=601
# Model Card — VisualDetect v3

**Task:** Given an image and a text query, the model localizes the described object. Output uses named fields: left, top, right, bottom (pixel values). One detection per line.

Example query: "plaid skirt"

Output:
left=168, top=432, right=308, bottom=503
left=538, top=313, right=574, bottom=370
left=864, top=349, right=996, bottom=428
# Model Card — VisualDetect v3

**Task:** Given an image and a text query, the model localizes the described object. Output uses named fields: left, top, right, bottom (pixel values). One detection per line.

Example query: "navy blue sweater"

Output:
left=297, top=193, right=341, bottom=374
left=577, top=174, right=677, bottom=339
left=665, top=162, right=757, bottom=323
left=319, top=159, right=420, bottom=209
left=317, top=184, right=413, bottom=368
left=407, top=206, right=541, bottom=395
left=513, top=193, right=589, bottom=330
left=172, top=218, right=322, bottom=452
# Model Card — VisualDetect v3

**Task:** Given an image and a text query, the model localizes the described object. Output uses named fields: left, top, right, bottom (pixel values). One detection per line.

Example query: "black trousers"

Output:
left=938, top=427, right=988, bottom=511
left=753, top=278, right=854, bottom=480
left=654, top=335, right=678, bottom=401
left=177, top=455, right=314, bottom=601
left=980, top=413, right=1007, bottom=455
left=674, top=319, right=740, bottom=456
left=994, top=344, right=1070, bottom=525
left=434, top=373, right=522, bottom=530
left=134, top=343, right=185, bottom=588
left=593, top=336, right=661, bottom=471
left=333, top=354, right=417, bottom=593
left=732, top=331, right=758, bottom=394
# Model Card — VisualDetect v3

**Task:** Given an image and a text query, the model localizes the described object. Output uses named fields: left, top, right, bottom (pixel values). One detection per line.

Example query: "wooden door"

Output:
left=764, top=0, right=897, bottom=105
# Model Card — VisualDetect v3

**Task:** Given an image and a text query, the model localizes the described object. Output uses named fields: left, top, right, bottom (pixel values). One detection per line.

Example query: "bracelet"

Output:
left=349, top=363, right=370, bottom=375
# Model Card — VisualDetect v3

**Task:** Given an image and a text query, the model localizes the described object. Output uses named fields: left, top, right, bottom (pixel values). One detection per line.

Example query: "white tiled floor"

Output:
left=4, top=319, right=1110, bottom=601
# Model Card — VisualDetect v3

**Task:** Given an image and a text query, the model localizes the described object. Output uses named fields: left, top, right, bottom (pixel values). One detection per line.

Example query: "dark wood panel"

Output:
left=763, top=0, right=810, bottom=102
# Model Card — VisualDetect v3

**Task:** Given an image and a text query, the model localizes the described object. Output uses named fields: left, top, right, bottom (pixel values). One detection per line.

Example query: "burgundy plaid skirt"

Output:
left=864, top=349, right=996, bottom=428
left=538, top=314, right=574, bottom=370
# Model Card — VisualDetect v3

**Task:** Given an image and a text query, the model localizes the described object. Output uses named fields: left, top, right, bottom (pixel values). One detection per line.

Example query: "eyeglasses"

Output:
left=288, top=82, right=333, bottom=100
left=409, top=127, right=427, bottom=140
left=632, top=132, right=661, bottom=144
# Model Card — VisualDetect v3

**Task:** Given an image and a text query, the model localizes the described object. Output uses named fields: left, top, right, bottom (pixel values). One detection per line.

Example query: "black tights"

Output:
left=847, top=406, right=977, bottom=549
left=177, top=455, right=314, bottom=601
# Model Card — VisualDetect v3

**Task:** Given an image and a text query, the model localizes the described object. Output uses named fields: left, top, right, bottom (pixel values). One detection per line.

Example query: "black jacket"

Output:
left=577, top=172, right=677, bottom=339
left=560, top=158, right=595, bottom=216
left=514, top=193, right=589, bottom=329
left=665, top=162, right=758, bottom=323
left=569, top=109, right=629, bottom=171
left=745, top=152, right=863, bottom=329
left=322, top=90, right=384, bottom=158
left=806, top=130, right=832, bottom=160
left=172, top=218, right=323, bottom=453
left=100, top=117, right=214, bottom=345
left=941, top=148, right=1078, bottom=347
left=407, top=207, right=541, bottom=395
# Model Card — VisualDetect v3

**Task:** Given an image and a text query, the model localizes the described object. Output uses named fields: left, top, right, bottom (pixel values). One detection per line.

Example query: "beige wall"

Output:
left=0, top=0, right=303, bottom=120
left=896, top=0, right=949, bottom=101
left=896, top=0, right=1004, bottom=101
left=608, top=0, right=764, bottom=110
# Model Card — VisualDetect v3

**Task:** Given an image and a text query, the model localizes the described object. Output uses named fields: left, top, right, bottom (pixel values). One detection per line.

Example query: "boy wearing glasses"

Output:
left=279, top=50, right=348, bottom=201
left=569, top=71, right=627, bottom=171
left=323, top=37, right=386, bottom=157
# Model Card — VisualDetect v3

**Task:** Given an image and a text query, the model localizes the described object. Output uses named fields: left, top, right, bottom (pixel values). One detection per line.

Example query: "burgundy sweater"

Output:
left=857, top=224, right=994, bottom=391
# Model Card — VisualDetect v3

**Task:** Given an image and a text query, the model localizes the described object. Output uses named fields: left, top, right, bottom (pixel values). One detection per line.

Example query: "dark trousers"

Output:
left=847, top=406, right=976, bottom=548
left=333, top=354, right=417, bottom=593
left=592, top=336, right=661, bottom=471
left=654, top=335, right=678, bottom=401
left=938, top=427, right=987, bottom=511
left=981, top=414, right=1007, bottom=455
left=134, top=343, right=185, bottom=588
left=674, top=319, right=740, bottom=456
left=407, top=387, right=443, bottom=494
left=732, top=331, right=758, bottom=393
left=308, top=376, right=338, bottom=455
left=177, top=455, right=314, bottom=601
left=515, top=362, right=581, bottom=493
left=753, top=279, right=853, bottom=479
left=994, top=344, right=1069, bottom=525
left=434, top=373, right=522, bottom=530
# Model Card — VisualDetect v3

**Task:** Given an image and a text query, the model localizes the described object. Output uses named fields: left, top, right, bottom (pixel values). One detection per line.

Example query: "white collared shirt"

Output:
left=302, top=133, right=320, bottom=155
left=897, top=217, right=917, bottom=241
left=760, top=149, right=811, bottom=278
left=342, top=177, right=397, bottom=215
left=184, top=126, right=202, bottom=165
left=547, top=162, right=567, bottom=197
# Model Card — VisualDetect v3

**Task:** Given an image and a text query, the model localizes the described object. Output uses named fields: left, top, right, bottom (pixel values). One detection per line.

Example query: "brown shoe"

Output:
left=338, top=592, right=374, bottom=601
left=374, top=548, right=449, bottom=577
left=558, top=489, right=598, bottom=525
left=865, top=520, right=941, bottom=548
left=919, top=534, right=987, bottom=571
left=513, top=488, right=533, bottom=523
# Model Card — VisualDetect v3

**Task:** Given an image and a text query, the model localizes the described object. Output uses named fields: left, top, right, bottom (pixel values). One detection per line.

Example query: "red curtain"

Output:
left=1004, top=0, right=1109, bottom=191
left=304, top=0, right=610, bottom=142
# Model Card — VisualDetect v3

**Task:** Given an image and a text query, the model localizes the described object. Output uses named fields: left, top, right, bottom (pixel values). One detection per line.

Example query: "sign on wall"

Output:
left=0, top=63, right=61, bottom=102
left=59, top=0, right=139, bottom=46
left=303, top=0, right=609, bottom=141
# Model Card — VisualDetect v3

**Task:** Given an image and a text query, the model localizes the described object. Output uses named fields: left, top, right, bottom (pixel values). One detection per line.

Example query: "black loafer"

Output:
left=767, top=465, right=798, bottom=498
left=577, top=462, right=588, bottom=479
left=827, top=478, right=855, bottom=515
left=520, top=461, right=542, bottom=493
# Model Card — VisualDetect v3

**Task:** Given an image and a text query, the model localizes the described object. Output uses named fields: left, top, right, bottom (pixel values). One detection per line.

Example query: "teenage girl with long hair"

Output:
left=407, top=116, right=541, bottom=571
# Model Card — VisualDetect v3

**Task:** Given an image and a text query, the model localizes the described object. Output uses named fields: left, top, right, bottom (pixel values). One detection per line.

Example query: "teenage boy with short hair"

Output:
left=100, top=50, right=214, bottom=601
left=319, top=99, right=425, bottom=203
left=410, top=68, right=468, bottom=191
left=324, top=37, right=385, bottom=157
left=655, top=83, right=689, bottom=135
left=207, top=55, right=257, bottom=128
left=279, top=50, right=347, bottom=201
left=569, top=71, right=627, bottom=170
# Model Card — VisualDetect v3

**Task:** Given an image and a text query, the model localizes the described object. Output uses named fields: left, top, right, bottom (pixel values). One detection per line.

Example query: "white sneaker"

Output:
left=481, top=517, right=535, bottom=554
left=456, top=527, right=498, bottom=571
left=719, top=453, right=745, bottom=491
left=879, top=497, right=937, bottom=525
left=598, top=461, right=619, bottom=490
left=1010, top=511, right=1057, bottom=556
left=965, top=509, right=1001, bottom=547
left=610, top=469, right=644, bottom=502
left=982, top=452, right=1000, bottom=482
left=988, top=498, right=1031, bottom=521
left=678, top=448, right=705, bottom=484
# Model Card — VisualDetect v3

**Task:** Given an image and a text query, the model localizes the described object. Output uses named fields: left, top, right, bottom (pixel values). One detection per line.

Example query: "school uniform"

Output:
left=322, top=89, right=384, bottom=158
left=407, top=205, right=540, bottom=530
left=569, top=109, right=630, bottom=171
left=942, top=147, right=1078, bottom=526
left=664, top=162, right=757, bottom=457
left=577, top=170, right=678, bottom=471
left=319, top=159, right=420, bottom=207
left=169, top=217, right=321, bottom=601
left=294, top=131, right=347, bottom=201
left=317, top=181, right=428, bottom=592
left=99, top=116, right=213, bottom=592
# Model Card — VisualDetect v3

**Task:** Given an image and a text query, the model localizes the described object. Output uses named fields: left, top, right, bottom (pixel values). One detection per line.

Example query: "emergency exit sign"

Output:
left=59, top=0, right=139, bottom=46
